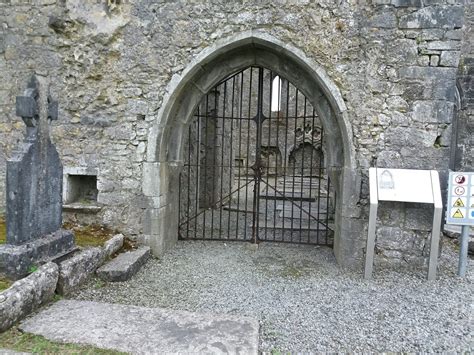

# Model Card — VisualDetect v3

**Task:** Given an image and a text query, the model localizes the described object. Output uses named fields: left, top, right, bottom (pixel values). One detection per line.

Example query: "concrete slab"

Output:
left=20, top=300, right=259, bottom=354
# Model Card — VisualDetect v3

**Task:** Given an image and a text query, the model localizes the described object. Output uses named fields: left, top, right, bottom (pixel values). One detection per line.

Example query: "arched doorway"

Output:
left=178, top=66, right=335, bottom=245
left=143, top=31, right=362, bottom=268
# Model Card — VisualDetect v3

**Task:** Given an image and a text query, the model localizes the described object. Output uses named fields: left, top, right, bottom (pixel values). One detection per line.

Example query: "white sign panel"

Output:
left=376, top=168, right=435, bottom=204
left=446, top=171, right=474, bottom=225
left=366, top=167, right=442, bottom=280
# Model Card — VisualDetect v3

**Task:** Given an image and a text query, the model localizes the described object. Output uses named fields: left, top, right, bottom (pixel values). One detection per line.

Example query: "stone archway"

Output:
left=142, top=31, right=362, bottom=269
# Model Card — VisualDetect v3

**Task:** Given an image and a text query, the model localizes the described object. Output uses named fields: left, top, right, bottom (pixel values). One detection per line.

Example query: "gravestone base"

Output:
left=0, top=229, right=75, bottom=280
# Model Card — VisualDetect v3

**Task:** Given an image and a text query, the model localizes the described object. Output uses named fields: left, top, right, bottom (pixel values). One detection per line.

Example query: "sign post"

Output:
left=364, top=168, right=443, bottom=281
left=446, top=171, right=474, bottom=277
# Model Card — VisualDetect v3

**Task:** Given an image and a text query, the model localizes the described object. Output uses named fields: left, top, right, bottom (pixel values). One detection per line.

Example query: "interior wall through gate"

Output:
left=142, top=32, right=362, bottom=269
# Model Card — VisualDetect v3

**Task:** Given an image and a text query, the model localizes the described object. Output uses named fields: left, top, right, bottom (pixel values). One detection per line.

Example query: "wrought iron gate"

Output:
left=178, top=66, right=335, bottom=245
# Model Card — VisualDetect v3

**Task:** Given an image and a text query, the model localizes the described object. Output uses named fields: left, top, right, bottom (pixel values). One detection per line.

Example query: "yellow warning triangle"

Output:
left=452, top=209, right=464, bottom=218
left=453, top=198, right=465, bottom=207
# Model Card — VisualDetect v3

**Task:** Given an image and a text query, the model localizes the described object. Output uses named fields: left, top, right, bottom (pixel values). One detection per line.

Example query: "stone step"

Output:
left=96, top=247, right=151, bottom=282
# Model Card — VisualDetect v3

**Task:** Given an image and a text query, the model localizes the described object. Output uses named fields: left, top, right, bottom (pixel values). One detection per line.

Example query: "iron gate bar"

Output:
left=244, top=67, right=252, bottom=241
left=227, top=76, right=235, bottom=240
left=194, top=106, right=200, bottom=240
left=275, top=74, right=283, bottom=241
left=300, top=96, right=307, bottom=242
left=308, top=107, right=315, bottom=243
left=235, top=70, right=244, bottom=241
left=178, top=66, right=334, bottom=245
left=281, top=79, right=290, bottom=238
left=266, top=70, right=273, bottom=241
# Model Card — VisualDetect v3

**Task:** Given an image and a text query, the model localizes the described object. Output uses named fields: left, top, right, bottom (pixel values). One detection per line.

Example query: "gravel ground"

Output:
left=72, top=238, right=473, bottom=353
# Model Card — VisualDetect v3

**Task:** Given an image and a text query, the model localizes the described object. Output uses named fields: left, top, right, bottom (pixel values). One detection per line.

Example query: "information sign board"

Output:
left=365, top=168, right=442, bottom=281
left=446, top=172, right=474, bottom=225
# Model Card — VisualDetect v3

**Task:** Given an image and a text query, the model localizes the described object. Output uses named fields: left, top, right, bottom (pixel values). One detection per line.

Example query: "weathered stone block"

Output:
left=0, top=230, right=74, bottom=280
left=364, top=11, right=397, bottom=28
left=425, top=40, right=461, bottom=51
left=103, top=234, right=124, bottom=258
left=391, top=0, right=422, bottom=7
left=411, top=100, right=454, bottom=124
left=96, top=246, right=151, bottom=282
left=0, top=262, right=58, bottom=332
left=376, top=226, right=427, bottom=253
left=398, top=66, right=458, bottom=80
left=430, top=55, right=440, bottom=67
left=399, top=6, right=464, bottom=29
left=405, top=205, right=434, bottom=231
left=56, top=247, right=105, bottom=295
left=440, top=51, right=460, bottom=67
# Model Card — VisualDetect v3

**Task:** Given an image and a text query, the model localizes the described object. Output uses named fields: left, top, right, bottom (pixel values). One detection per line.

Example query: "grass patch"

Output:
left=63, top=222, right=117, bottom=248
left=0, top=215, right=6, bottom=244
left=0, top=327, right=125, bottom=354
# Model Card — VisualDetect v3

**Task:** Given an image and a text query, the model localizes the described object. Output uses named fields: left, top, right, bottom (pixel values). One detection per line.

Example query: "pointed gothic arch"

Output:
left=142, top=31, right=362, bottom=269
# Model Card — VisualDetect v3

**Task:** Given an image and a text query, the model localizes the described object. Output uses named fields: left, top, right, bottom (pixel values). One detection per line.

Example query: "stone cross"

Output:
left=15, top=75, right=58, bottom=140
left=0, top=75, right=74, bottom=280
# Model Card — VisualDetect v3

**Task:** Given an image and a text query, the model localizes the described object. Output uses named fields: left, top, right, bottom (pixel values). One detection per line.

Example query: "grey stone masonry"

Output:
left=96, top=246, right=151, bottom=282
left=0, top=75, right=74, bottom=280
left=0, top=2, right=471, bottom=270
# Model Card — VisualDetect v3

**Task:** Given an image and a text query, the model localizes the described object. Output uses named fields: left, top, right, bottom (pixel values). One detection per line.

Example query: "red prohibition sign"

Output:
left=455, top=175, right=466, bottom=184
left=454, top=186, right=465, bottom=195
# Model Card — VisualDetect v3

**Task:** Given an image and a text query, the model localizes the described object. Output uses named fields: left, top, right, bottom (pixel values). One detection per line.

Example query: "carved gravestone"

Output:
left=0, top=75, right=75, bottom=280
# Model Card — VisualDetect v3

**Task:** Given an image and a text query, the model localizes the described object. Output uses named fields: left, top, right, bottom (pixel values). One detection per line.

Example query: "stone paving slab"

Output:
left=20, top=300, right=259, bottom=354
left=96, top=246, right=151, bottom=282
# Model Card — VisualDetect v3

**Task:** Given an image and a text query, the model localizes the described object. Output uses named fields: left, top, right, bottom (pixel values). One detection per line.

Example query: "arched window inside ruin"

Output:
left=271, top=76, right=282, bottom=112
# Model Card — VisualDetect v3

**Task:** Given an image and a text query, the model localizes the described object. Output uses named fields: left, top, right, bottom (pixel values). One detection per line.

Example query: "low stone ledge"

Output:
left=0, top=262, right=58, bottom=332
left=103, top=234, right=124, bottom=258
left=62, top=204, right=102, bottom=214
left=56, top=247, right=105, bottom=296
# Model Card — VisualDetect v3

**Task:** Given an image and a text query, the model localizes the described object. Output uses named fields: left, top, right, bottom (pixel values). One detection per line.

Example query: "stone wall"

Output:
left=454, top=3, right=473, bottom=172
left=0, top=0, right=471, bottom=268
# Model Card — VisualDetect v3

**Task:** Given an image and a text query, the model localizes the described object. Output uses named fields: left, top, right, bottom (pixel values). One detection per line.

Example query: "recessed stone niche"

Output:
left=63, top=167, right=101, bottom=213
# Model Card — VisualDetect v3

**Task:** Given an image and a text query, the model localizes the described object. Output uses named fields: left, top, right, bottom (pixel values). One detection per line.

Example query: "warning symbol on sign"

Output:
left=454, top=175, right=467, bottom=184
left=453, top=198, right=465, bottom=207
left=451, top=208, right=465, bottom=218
left=454, top=186, right=466, bottom=196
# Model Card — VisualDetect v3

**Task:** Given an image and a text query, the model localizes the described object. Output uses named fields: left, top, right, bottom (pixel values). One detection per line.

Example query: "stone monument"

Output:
left=0, top=75, right=75, bottom=280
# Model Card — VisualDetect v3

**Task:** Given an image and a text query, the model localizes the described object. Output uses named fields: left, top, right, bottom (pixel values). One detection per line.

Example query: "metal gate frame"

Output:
left=178, top=66, right=334, bottom=245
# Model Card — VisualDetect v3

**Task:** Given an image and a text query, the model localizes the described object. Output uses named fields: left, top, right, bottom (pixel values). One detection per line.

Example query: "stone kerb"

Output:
left=0, top=262, right=59, bottom=333
left=0, top=234, right=126, bottom=332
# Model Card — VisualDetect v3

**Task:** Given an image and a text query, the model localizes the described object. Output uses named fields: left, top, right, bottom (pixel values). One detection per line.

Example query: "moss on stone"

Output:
left=62, top=222, right=117, bottom=248
left=0, top=215, right=5, bottom=244
left=0, top=275, right=12, bottom=292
